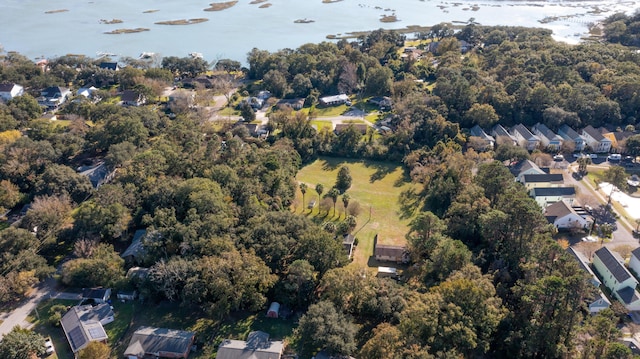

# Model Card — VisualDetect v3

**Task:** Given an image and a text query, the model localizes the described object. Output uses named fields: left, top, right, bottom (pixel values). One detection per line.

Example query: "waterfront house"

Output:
left=0, top=83, right=24, bottom=101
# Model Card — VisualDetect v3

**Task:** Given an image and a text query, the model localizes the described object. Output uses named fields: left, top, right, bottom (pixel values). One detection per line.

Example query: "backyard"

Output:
left=295, top=157, right=415, bottom=268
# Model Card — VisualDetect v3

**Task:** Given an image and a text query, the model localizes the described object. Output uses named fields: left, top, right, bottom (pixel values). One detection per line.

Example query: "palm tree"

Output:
left=315, top=183, right=324, bottom=207
left=341, top=193, right=350, bottom=218
left=327, top=188, right=340, bottom=217
left=299, top=183, right=308, bottom=210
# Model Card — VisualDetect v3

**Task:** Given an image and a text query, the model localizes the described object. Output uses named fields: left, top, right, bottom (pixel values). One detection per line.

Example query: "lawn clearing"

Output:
left=295, top=157, right=415, bottom=268
left=309, top=120, right=333, bottom=131
left=29, top=299, right=78, bottom=359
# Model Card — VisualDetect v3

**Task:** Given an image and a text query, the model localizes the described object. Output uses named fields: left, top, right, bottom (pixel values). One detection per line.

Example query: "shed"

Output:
left=266, top=302, right=280, bottom=318
left=377, top=266, right=397, bottom=278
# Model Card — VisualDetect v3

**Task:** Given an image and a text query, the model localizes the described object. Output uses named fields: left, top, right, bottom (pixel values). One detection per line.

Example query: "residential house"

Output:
left=99, top=62, right=119, bottom=71
left=78, top=161, right=115, bottom=189
left=122, top=229, right=147, bottom=264
left=334, top=123, right=368, bottom=135
left=217, top=331, right=284, bottom=359
left=544, top=200, right=590, bottom=230
left=510, top=124, right=540, bottom=151
left=256, top=90, right=271, bottom=100
left=592, top=247, right=640, bottom=311
left=121, top=90, right=146, bottom=106
left=0, top=83, right=24, bottom=101
left=276, top=98, right=305, bottom=110
left=509, top=159, right=546, bottom=182
left=319, top=94, right=349, bottom=106
left=375, top=243, right=409, bottom=263
left=368, top=96, right=392, bottom=111
left=521, top=173, right=564, bottom=190
left=60, top=305, right=110, bottom=354
left=39, top=86, right=71, bottom=109
left=124, top=326, right=196, bottom=359
left=627, top=247, right=640, bottom=278
left=557, top=125, right=587, bottom=152
left=343, top=234, right=355, bottom=259
left=530, top=187, right=576, bottom=208
left=581, top=125, right=612, bottom=153
left=117, top=290, right=137, bottom=301
left=182, top=77, right=214, bottom=89
left=532, top=123, right=563, bottom=151
left=82, top=287, right=111, bottom=304
left=602, top=129, right=636, bottom=153
left=565, top=248, right=610, bottom=314
left=469, top=125, right=495, bottom=150
left=491, top=124, right=517, bottom=146
left=77, top=86, right=98, bottom=98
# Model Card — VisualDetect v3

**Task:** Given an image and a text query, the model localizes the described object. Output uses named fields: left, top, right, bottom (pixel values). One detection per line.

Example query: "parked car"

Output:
left=44, top=338, right=54, bottom=355
left=553, top=154, right=564, bottom=161
left=588, top=153, right=598, bottom=159
left=633, top=229, right=640, bottom=239
left=581, top=236, right=598, bottom=242
left=608, top=154, right=622, bottom=161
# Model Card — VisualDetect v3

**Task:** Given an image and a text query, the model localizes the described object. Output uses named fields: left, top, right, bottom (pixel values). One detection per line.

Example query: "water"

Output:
left=0, top=0, right=637, bottom=63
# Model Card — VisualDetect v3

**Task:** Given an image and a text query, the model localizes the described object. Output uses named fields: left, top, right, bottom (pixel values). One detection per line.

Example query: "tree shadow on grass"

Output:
left=398, top=187, right=423, bottom=220
left=393, top=167, right=413, bottom=188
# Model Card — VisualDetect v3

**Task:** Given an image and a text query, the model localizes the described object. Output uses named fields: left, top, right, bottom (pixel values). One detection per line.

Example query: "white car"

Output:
left=573, top=153, right=585, bottom=158
left=553, top=154, right=564, bottom=161
left=608, top=154, right=622, bottom=161
left=581, top=236, right=598, bottom=242
left=44, top=338, right=54, bottom=355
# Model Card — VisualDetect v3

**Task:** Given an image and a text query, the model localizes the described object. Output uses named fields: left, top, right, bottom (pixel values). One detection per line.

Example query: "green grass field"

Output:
left=295, top=157, right=415, bottom=268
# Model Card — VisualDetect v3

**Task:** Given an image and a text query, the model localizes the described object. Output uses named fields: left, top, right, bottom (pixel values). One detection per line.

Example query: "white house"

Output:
left=592, top=247, right=640, bottom=310
left=543, top=200, right=590, bottom=229
left=532, top=123, right=563, bottom=151
left=319, top=94, right=349, bottom=106
left=530, top=187, right=576, bottom=208
left=39, top=86, right=71, bottom=109
left=557, top=125, right=587, bottom=152
left=582, top=125, right=612, bottom=153
left=0, top=83, right=24, bottom=101
left=510, top=124, right=540, bottom=151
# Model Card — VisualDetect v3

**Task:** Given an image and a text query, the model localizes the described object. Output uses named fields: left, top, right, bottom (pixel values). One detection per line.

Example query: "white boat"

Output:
left=189, top=52, right=203, bottom=59
left=139, top=52, right=156, bottom=59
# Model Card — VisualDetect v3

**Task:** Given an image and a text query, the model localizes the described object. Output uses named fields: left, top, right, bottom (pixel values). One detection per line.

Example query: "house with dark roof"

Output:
left=544, top=200, right=590, bottom=229
left=39, top=86, right=71, bottom=109
left=469, top=125, right=495, bottom=151
left=276, top=98, right=305, bottom=110
left=78, top=161, right=115, bottom=189
left=582, top=125, right=612, bottom=153
left=99, top=62, right=120, bottom=71
left=0, top=83, right=24, bottom=101
left=521, top=173, right=564, bottom=190
left=560, top=248, right=611, bottom=314
left=627, top=247, right=640, bottom=279
left=60, top=305, right=109, bottom=354
left=124, top=326, right=196, bottom=359
left=557, top=125, right=587, bottom=152
left=592, top=247, right=640, bottom=310
left=368, top=96, right=392, bottom=110
left=530, top=187, right=576, bottom=208
left=216, top=331, right=284, bottom=359
left=122, top=229, right=147, bottom=264
left=491, top=124, right=517, bottom=146
left=121, top=90, right=146, bottom=106
left=82, top=287, right=111, bottom=304
left=510, top=124, right=540, bottom=151
left=532, top=123, right=563, bottom=151
left=509, top=159, right=546, bottom=182
left=375, top=243, right=409, bottom=263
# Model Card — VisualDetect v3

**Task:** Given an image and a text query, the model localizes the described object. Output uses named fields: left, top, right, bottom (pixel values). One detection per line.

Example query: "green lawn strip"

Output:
left=341, top=119, right=364, bottom=124
left=309, top=120, right=333, bottom=131
left=105, top=301, right=136, bottom=353
left=29, top=299, right=77, bottom=359
left=295, top=157, right=415, bottom=268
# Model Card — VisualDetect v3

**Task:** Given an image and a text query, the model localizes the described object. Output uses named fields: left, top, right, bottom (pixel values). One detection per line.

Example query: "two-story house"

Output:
left=592, top=247, right=640, bottom=311
left=509, top=159, right=546, bottom=183
left=39, top=86, right=71, bottom=109
left=582, top=125, right=612, bottom=153
left=521, top=173, right=564, bottom=190
left=567, top=247, right=611, bottom=314
left=530, top=187, right=576, bottom=208
left=511, top=124, right=540, bottom=151
left=543, top=200, right=590, bottom=229
left=0, top=83, right=24, bottom=102
left=557, top=125, right=587, bottom=152
left=532, top=123, right=563, bottom=151
left=627, top=247, right=640, bottom=278
left=491, top=124, right=517, bottom=146
left=469, top=125, right=495, bottom=150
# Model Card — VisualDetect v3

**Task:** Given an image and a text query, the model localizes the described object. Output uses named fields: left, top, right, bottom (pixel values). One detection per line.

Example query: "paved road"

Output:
left=0, top=278, right=81, bottom=339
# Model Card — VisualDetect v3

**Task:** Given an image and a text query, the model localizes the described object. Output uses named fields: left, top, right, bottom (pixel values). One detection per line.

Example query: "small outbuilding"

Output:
left=266, top=302, right=280, bottom=318
left=377, top=266, right=398, bottom=279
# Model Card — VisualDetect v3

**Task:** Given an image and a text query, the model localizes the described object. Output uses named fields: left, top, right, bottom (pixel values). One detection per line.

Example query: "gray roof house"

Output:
left=121, top=90, right=146, bottom=106
left=491, top=124, right=517, bottom=146
left=521, top=173, right=564, bottom=190
left=543, top=200, right=589, bottom=230
left=82, top=287, right=111, bottom=304
left=122, top=229, right=148, bottom=264
left=510, top=124, right=540, bottom=151
left=60, top=305, right=109, bottom=353
left=343, top=234, right=355, bottom=260
left=592, top=247, right=640, bottom=311
left=217, top=331, right=284, bottom=359
left=124, top=326, right=196, bottom=359
left=375, top=243, right=409, bottom=263
left=557, top=125, right=587, bottom=152
left=469, top=125, right=495, bottom=150
left=532, top=123, right=563, bottom=151
left=78, top=161, right=115, bottom=189
left=39, top=86, right=71, bottom=109
left=509, top=159, right=546, bottom=182
left=581, top=125, right=612, bottom=153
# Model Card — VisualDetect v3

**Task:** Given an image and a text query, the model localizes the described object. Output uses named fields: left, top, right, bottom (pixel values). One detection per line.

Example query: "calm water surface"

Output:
left=0, top=0, right=637, bottom=63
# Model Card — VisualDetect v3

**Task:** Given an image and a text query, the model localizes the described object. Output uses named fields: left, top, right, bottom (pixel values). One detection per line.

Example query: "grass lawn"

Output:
left=309, top=120, right=333, bottom=131
left=29, top=299, right=78, bottom=359
left=295, top=157, right=416, bottom=268
left=306, top=104, right=349, bottom=117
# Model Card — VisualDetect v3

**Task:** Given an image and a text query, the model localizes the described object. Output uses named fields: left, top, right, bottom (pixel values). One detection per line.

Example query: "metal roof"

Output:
left=595, top=247, right=632, bottom=283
